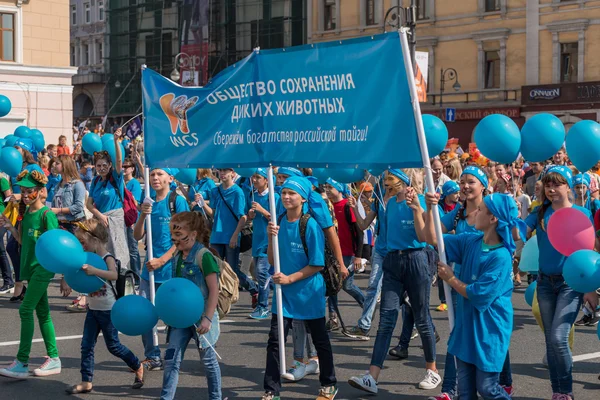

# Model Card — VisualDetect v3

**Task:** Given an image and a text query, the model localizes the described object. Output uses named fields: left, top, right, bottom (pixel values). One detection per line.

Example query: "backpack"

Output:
left=106, top=254, right=137, bottom=298
left=93, top=175, right=137, bottom=227
left=278, top=213, right=342, bottom=297
left=195, top=247, right=239, bottom=319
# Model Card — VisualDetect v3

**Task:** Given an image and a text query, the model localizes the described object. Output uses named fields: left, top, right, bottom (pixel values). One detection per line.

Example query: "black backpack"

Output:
left=106, top=255, right=137, bottom=298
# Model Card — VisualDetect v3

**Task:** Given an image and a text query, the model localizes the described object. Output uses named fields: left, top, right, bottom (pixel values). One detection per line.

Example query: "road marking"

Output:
left=573, top=351, right=600, bottom=362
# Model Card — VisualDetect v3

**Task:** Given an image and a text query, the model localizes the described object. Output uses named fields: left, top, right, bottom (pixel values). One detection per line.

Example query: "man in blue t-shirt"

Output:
left=133, top=167, right=189, bottom=371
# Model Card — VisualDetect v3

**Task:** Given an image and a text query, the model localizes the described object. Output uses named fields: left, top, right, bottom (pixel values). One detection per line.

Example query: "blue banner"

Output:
left=142, top=32, right=422, bottom=169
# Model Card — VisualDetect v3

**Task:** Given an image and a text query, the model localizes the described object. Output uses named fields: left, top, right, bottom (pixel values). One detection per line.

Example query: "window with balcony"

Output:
left=83, top=44, right=89, bottom=65
left=71, top=5, right=77, bottom=25
left=84, top=3, right=91, bottom=24
left=98, top=1, right=104, bottom=22
left=0, top=13, right=14, bottom=62
left=98, top=42, right=103, bottom=63
left=485, top=0, right=501, bottom=12
left=366, top=0, right=381, bottom=26
left=561, top=42, right=578, bottom=83
left=324, top=0, right=336, bottom=31
left=416, top=0, right=429, bottom=20
left=484, top=50, right=500, bottom=88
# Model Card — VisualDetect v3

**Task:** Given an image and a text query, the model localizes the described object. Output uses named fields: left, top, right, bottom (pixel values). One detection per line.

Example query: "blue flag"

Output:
left=142, top=31, right=421, bottom=169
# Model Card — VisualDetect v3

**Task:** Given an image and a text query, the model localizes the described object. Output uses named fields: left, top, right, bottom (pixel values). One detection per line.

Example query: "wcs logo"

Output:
left=159, top=93, right=199, bottom=135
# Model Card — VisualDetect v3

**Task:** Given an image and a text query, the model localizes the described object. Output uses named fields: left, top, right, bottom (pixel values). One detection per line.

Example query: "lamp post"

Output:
left=439, top=68, right=461, bottom=108
left=384, top=1, right=417, bottom=68
left=170, top=52, right=197, bottom=85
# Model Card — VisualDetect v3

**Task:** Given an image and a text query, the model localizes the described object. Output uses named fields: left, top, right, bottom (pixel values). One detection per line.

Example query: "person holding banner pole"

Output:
left=134, top=167, right=190, bottom=371
left=262, top=176, right=338, bottom=400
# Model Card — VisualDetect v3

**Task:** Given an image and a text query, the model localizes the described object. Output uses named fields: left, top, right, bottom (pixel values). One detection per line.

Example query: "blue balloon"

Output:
left=155, top=278, right=204, bottom=328
left=311, top=168, right=330, bottom=182
left=111, top=295, right=158, bottom=336
left=35, top=229, right=85, bottom=274
left=234, top=168, right=258, bottom=178
left=82, top=132, right=103, bottom=155
left=474, top=114, right=521, bottom=164
left=102, top=139, right=125, bottom=165
left=30, top=129, right=45, bottom=152
left=563, top=249, right=600, bottom=293
left=4, top=135, right=18, bottom=147
left=518, top=237, right=539, bottom=273
left=566, top=120, right=600, bottom=172
left=525, top=281, right=537, bottom=307
left=520, top=114, right=565, bottom=162
left=0, top=95, right=11, bottom=117
left=64, top=252, right=107, bottom=294
left=422, top=114, right=449, bottom=157
left=14, top=125, right=31, bottom=139
left=0, top=147, right=23, bottom=177
left=0, top=139, right=6, bottom=148
left=327, top=168, right=365, bottom=184
left=101, top=134, right=115, bottom=144
left=175, top=168, right=197, bottom=185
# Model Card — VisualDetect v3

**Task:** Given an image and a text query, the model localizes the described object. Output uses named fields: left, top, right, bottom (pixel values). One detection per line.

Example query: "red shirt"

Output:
left=333, top=198, right=356, bottom=257
left=57, top=145, right=71, bottom=156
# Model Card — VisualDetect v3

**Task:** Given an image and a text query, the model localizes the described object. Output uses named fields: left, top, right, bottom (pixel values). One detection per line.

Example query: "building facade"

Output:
left=310, top=0, right=600, bottom=146
left=70, top=0, right=107, bottom=127
left=0, top=0, right=77, bottom=145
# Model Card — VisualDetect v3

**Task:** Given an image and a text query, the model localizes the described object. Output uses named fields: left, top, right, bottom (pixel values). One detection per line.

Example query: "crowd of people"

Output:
left=0, top=125, right=597, bottom=400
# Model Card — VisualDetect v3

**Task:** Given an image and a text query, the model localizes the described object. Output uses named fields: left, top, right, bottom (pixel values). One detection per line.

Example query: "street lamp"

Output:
left=114, top=80, right=121, bottom=88
left=439, top=68, right=461, bottom=108
left=170, top=52, right=196, bottom=85
left=384, top=2, right=417, bottom=67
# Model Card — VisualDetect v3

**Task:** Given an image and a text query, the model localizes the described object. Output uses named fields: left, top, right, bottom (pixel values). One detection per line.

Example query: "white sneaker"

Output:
left=281, top=360, right=306, bottom=382
left=348, top=372, right=378, bottom=394
left=418, top=369, right=441, bottom=390
left=305, top=359, right=320, bottom=375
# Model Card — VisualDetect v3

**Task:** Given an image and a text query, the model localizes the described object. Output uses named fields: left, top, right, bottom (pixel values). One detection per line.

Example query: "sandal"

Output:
left=66, top=385, right=93, bottom=395
left=66, top=304, right=88, bottom=313
left=132, top=376, right=144, bottom=389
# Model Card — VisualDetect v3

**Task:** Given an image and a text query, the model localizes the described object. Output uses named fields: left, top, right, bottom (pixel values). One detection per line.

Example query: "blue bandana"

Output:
left=306, top=175, right=319, bottom=188
left=461, top=166, right=489, bottom=189
left=441, top=180, right=460, bottom=199
left=573, top=173, right=590, bottom=188
left=151, top=167, right=178, bottom=177
left=255, top=168, right=269, bottom=179
left=545, top=165, right=573, bottom=188
left=277, top=167, right=303, bottom=178
left=387, top=169, right=410, bottom=185
left=281, top=176, right=311, bottom=199
left=326, top=178, right=350, bottom=198
left=14, top=138, right=34, bottom=153
left=483, top=193, right=527, bottom=255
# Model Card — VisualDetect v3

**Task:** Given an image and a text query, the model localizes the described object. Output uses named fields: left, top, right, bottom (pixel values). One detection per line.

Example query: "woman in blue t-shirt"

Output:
left=86, top=129, right=130, bottom=271
left=524, top=166, right=598, bottom=400
left=261, top=176, right=337, bottom=400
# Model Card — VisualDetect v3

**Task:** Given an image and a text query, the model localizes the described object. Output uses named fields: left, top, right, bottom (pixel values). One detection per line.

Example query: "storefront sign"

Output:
left=455, top=107, right=520, bottom=120
left=523, top=81, right=600, bottom=105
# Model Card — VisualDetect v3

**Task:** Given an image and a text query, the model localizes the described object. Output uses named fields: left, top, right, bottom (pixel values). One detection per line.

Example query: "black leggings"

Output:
left=7, top=234, right=20, bottom=282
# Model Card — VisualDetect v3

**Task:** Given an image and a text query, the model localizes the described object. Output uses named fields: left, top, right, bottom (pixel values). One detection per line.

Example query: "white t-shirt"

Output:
left=517, top=193, right=532, bottom=220
left=87, top=253, right=117, bottom=311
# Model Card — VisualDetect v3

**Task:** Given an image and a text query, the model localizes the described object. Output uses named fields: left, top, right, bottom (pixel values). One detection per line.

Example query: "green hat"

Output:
left=16, top=172, right=45, bottom=188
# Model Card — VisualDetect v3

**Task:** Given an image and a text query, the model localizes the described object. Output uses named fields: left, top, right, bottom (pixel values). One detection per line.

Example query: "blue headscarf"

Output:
left=545, top=165, right=573, bottom=188
left=15, top=138, right=34, bottom=153
left=573, top=173, right=590, bottom=188
left=387, top=169, right=410, bottom=185
left=277, top=167, right=303, bottom=178
left=461, top=166, right=489, bottom=189
left=151, top=167, right=179, bottom=177
left=306, top=175, right=319, bottom=188
left=281, top=176, right=311, bottom=199
left=483, top=193, right=527, bottom=255
left=326, top=178, right=350, bottom=198
left=441, top=180, right=460, bottom=200
left=255, top=167, right=275, bottom=189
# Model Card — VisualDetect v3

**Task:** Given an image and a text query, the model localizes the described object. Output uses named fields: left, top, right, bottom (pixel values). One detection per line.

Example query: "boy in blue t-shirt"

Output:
left=262, top=176, right=338, bottom=400
left=133, top=167, right=189, bottom=371
left=247, top=168, right=279, bottom=320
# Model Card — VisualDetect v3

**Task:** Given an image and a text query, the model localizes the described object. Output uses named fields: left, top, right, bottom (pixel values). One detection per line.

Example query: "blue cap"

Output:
left=441, top=181, right=460, bottom=198
left=14, top=138, right=34, bottom=153
left=326, top=178, right=350, bottom=198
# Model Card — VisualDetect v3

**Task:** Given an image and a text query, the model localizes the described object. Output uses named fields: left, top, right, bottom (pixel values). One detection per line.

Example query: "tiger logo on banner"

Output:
left=159, top=93, right=199, bottom=135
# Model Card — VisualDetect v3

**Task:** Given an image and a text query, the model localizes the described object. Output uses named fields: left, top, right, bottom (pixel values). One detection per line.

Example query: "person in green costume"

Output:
left=0, top=170, right=70, bottom=379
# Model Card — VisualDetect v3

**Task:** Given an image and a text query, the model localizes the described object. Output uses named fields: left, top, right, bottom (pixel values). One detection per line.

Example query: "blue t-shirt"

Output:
left=374, top=200, right=388, bottom=257
left=441, top=204, right=479, bottom=235
left=189, top=178, right=217, bottom=211
left=252, top=190, right=280, bottom=258
left=46, top=174, right=62, bottom=204
left=209, top=185, right=246, bottom=245
left=272, top=215, right=326, bottom=320
left=445, top=232, right=513, bottom=373
left=386, top=194, right=427, bottom=251
left=126, top=178, right=142, bottom=204
left=142, top=192, right=190, bottom=283
left=89, top=170, right=125, bottom=213
left=525, top=204, right=592, bottom=275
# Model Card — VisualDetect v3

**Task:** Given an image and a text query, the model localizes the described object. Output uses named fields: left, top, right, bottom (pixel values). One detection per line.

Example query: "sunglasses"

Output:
left=123, top=165, right=134, bottom=169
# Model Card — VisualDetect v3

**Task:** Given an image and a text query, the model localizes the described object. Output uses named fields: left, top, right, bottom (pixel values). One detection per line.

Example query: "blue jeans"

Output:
left=370, top=248, right=437, bottom=368
left=0, top=228, right=13, bottom=286
left=139, top=278, right=162, bottom=361
left=328, top=256, right=365, bottom=314
left=357, top=251, right=384, bottom=331
left=456, top=358, right=510, bottom=400
left=537, top=274, right=582, bottom=394
left=7, top=232, right=20, bottom=282
left=441, top=351, right=511, bottom=398
left=126, top=226, right=141, bottom=281
left=161, top=327, right=221, bottom=400
left=212, top=243, right=258, bottom=295
left=81, top=310, right=140, bottom=382
left=254, top=256, right=271, bottom=309
left=292, top=319, right=317, bottom=360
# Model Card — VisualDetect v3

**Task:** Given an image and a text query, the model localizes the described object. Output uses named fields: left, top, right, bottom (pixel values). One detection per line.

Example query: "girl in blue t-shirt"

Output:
left=524, top=166, right=597, bottom=400
left=262, top=176, right=338, bottom=400
left=183, top=169, right=216, bottom=212
left=573, top=173, right=600, bottom=217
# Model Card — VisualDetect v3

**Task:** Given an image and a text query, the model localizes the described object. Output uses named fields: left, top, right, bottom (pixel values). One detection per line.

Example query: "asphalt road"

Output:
left=0, top=272, right=599, bottom=400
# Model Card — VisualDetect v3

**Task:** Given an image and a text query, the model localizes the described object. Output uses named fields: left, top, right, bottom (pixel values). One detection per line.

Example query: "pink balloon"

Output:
left=547, top=207, right=595, bottom=256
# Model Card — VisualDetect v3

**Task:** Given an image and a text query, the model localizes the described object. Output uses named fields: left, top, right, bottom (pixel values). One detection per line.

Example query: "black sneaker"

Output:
left=575, top=314, right=593, bottom=326
left=389, top=345, right=408, bottom=359
left=0, top=284, right=14, bottom=294
left=342, top=326, right=370, bottom=341
left=141, top=358, right=163, bottom=371
left=326, top=316, right=339, bottom=332
left=586, top=315, right=599, bottom=326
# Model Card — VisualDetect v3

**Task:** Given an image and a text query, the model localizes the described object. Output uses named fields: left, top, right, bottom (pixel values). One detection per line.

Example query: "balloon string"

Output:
left=193, top=324, right=222, bottom=360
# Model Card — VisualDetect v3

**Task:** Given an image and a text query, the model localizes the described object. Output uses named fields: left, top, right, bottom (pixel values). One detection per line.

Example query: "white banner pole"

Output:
left=399, top=29, right=455, bottom=330
left=267, top=166, right=287, bottom=375
left=144, top=166, right=159, bottom=347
